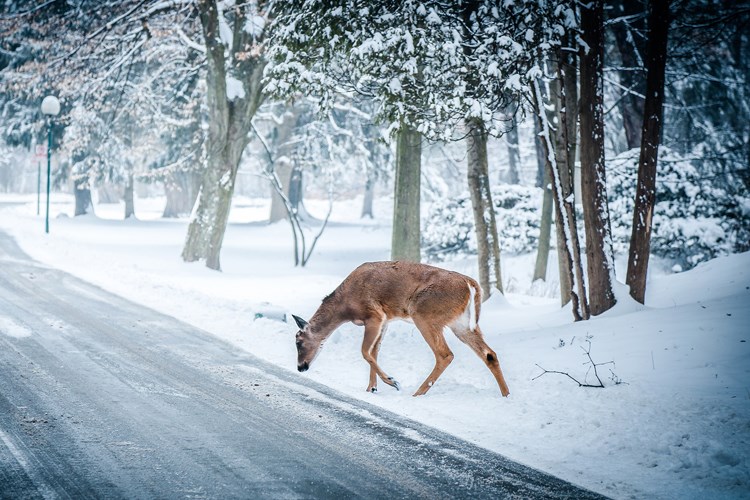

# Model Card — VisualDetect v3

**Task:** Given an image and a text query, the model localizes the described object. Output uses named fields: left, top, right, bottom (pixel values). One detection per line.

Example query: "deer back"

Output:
left=325, top=261, right=479, bottom=326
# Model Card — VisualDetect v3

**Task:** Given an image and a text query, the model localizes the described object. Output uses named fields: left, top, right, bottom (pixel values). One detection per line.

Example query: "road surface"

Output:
left=0, top=228, right=605, bottom=499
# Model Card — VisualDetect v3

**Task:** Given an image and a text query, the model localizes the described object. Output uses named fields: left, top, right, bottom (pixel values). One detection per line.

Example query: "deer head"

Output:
left=293, top=314, right=318, bottom=372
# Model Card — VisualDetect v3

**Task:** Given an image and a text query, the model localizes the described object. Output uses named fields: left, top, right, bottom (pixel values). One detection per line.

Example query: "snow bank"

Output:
left=0, top=193, right=748, bottom=499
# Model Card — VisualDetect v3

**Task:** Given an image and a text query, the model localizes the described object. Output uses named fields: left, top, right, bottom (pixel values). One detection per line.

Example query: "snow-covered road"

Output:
left=0, top=229, right=603, bottom=499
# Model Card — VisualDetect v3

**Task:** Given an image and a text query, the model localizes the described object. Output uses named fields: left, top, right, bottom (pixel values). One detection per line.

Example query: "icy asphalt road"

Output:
left=0, top=227, right=605, bottom=499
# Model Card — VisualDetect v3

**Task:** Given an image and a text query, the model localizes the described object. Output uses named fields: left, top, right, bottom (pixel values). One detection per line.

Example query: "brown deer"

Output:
left=293, top=261, right=510, bottom=397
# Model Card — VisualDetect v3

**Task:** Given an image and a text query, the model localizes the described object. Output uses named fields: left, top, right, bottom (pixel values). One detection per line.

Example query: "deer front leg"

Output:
left=362, top=320, right=399, bottom=392
left=366, top=323, right=388, bottom=393
left=412, top=318, right=454, bottom=396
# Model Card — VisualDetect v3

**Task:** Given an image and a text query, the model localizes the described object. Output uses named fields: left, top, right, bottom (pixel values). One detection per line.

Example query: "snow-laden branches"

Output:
left=265, top=0, right=577, bottom=141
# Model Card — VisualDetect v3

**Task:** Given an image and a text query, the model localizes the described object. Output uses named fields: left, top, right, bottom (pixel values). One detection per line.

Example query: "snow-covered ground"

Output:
left=1, top=193, right=748, bottom=499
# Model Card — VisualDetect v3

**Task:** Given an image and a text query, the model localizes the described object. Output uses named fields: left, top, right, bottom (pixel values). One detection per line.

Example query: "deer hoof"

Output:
left=387, top=377, right=401, bottom=391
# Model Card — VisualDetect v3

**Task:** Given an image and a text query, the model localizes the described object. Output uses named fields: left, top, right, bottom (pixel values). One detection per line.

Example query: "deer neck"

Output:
left=308, top=296, right=348, bottom=343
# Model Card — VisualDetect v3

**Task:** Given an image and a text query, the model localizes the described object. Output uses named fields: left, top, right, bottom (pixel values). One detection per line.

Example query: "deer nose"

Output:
left=298, top=362, right=309, bottom=372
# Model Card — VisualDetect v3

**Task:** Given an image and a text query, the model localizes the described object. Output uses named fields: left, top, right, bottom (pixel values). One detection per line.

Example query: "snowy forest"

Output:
left=1, top=0, right=748, bottom=317
left=1, top=2, right=749, bottom=498
left=0, top=0, right=750, bottom=319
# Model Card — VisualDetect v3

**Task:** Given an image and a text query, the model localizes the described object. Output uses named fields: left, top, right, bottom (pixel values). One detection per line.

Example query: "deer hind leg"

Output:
left=412, top=317, right=454, bottom=396
left=362, top=320, right=399, bottom=392
left=450, top=323, right=510, bottom=397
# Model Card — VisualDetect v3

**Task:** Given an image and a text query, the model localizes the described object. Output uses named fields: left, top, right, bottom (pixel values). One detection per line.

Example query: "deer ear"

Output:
left=292, top=314, right=308, bottom=330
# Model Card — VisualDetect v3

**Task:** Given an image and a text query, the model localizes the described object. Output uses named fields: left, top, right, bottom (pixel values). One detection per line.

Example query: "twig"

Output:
left=250, top=122, right=331, bottom=267
left=533, top=340, right=623, bottom=388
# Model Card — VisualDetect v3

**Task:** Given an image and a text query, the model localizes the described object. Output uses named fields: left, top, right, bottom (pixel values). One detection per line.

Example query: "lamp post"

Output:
left=41, top=95, right=60, bottom=234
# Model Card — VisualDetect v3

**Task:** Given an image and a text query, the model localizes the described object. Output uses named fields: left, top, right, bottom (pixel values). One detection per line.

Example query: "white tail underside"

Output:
left=468, top=283, right=477, bottom=331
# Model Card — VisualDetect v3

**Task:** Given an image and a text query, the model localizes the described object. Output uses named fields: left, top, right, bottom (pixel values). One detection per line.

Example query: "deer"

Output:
left=292, top=261, right=510, bottom=397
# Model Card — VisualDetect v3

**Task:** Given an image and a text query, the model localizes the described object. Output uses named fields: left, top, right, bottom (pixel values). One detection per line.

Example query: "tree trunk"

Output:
left=361, top=173, right=374, bottom=219
left=181, top=0, right=265, bottom=270
left=97, top=183, right=119, bottom=204
left=288, top=164, right=303, bottom=213
left=579, top=0, right=617, bottom=315
left=533, top=169, right=553, bottom=282
left=559, top=45, right=580, bottom=306
left=532, top=114, right=553, bottom=283
left=626, top=0, right=670, bottom=303
left=534, top=117, right=546, bottom=189
left=183, top=135, right=246, bottom=270
left=269, top=107, right=303, bottom=222
left=74, top=178, right=93, bottom=216
left=467, top=117, right=503, bottom=298
left=611, top=0, right=647, bottom=151
left=561, top=36, right=578, bottom=176
left=269, top=158, right=293, bottom=222
left=505, top=121, right=521, bottom=184
left=391, top=121, right=421, bottom=262
left=554, top=206, right=572, bottom=304
left=124, top=171, right=135, bottom=219
left=532, top=79, right=588, bottom=321
left=549, top=74, right=576, bottom=308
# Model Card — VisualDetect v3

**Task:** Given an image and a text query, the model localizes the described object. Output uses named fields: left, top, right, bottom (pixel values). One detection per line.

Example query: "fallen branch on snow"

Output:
left=533, top=340, right=625, bottom=388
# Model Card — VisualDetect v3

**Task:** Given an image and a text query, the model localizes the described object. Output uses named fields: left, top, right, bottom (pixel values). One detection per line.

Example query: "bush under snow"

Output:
left=422, top=184, right=541, bottom=261
left=608, top=148, right=750, bottom=270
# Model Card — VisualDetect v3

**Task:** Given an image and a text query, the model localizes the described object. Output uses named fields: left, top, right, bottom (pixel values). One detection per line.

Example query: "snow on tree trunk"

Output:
left=532, top=79, right=588, bottom=321
left=549, top=75, right=575, bottom=308
left=532, top=115, right=553, bottom=283
left=182, top=136, right=246, bottom=270
left=181, top=0, right=266, bottom=271
left=560, top=38, right=578, bottom=180
left=466, top=117, right=503, bottom=298
left=627, top=0, right=670, bottom=304
left=579, top=0, right=617, bottom=315
left=391, top=121, right=421, bottom=262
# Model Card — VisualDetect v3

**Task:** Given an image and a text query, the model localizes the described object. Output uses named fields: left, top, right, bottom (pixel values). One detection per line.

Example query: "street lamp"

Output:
left=41, top=95, right=60, bottom=234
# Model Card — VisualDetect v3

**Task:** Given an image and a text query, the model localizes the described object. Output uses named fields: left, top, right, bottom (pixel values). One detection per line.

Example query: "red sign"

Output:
left=34, top=145, right=46, bottom=158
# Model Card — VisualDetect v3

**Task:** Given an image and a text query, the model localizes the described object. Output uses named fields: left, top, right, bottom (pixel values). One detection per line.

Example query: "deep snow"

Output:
left=0, top=193, right=748, bottom=499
